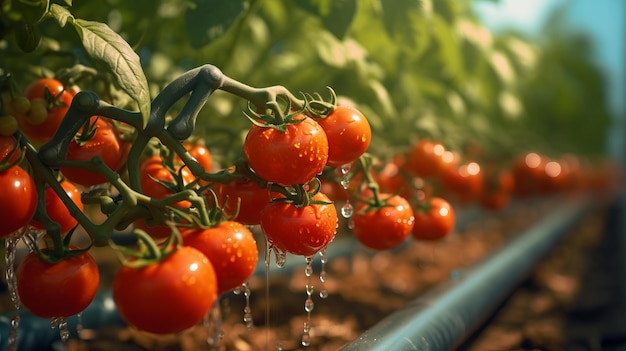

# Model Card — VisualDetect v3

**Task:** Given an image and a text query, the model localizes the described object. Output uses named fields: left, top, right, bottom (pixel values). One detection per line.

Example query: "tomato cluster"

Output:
left=0, top=69, right=620, bottom=341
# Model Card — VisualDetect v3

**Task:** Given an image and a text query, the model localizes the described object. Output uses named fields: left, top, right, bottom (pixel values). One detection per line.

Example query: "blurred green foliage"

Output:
left=0, top=0, right=613, bottom=165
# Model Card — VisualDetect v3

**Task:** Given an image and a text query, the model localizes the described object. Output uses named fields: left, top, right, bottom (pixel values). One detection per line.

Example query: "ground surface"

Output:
left=2, top=195, right=623, bottom=351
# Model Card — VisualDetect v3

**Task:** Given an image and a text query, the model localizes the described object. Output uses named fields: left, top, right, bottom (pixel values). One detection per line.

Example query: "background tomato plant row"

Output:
left=1, top=0, right=613, bottom=165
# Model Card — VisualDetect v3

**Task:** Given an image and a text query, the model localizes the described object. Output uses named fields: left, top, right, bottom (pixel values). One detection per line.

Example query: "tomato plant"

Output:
left=112, top=245, right=218, bottom=334
left=352, top=193, right=415, bottom=250
left=30, top=180, right=84, bottom=235
left=412, top=197, right=456, bottom=241
left=60, top=117, right=127, bottom=187
left=19, top=78, right=76, bottom=145
left=182, top=221, right=258, bottom=294
left=261, top=192, right=337, bottom=257
left=244, top=114, right=329, bottom=185
left=315, top=106, right=371, bottom=167
left=16, top=249, right=100, bottom=318
left=0, top=165, right=38, bottom=238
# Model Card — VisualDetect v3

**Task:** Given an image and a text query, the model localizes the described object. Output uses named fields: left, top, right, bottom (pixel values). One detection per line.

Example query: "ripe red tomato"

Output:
left=112, top=246, right=218, bottom=334
left=260, top=192, right=337, bottom=257
left=182, top=221, right=259, bottom=294
left=407, top=139, right=446, bottom=178
left=16, top=250, right=100, bottom=318
left=135, top=156, right=196, bottom=239
left=30, top=180, right=84, bottom=234
left=215, top=179, right=272, bottom=225
left=512, top=152, right=547, bottom=197
left=60, top=117, right=126, bottom=187
left=441, top=161, right=484, bottom=203
left=412, top=197, right=456, bottom=241
left=315, top=106, right=371, bottom=167
left=352, top=193, right=415, bottom=250
left=186, top=142, right=213, bottom=172
left=244, top=115, right=329, bottom=185
left=480, top=168, right=515, bottom=211
left=20, top=78, right=76, bottom=145
left=0, top=165, right=38, bottom=238
left=0, top=135, right=21, bottom=164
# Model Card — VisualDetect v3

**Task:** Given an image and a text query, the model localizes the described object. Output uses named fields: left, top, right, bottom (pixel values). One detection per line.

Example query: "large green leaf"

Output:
left=74, top=19, right=150, bottom=128
left=184, top=0, right=247, bottom=49
left=49, top=4, right=151, bottom=128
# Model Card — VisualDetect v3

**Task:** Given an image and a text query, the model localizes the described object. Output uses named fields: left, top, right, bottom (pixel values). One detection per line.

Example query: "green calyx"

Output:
left=304, top=86, right=338, bottom=118
left=111, top=225, right=180, bottom=269
left=244, top=94, right=307, bottom=133
left=28, top=226, right=92, bottom=264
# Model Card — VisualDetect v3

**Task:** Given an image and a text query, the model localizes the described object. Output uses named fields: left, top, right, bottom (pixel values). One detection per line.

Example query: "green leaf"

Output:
left=296, top=0, right=358, bottom=39
left=71, top=18, right=151, bottom=128
left=184, top=0, right=247, bottom=49
left=380, top=0, right=423, bottom=40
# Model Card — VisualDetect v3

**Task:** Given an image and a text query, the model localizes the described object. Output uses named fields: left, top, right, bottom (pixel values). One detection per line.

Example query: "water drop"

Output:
left=5, top=236, right=20, bottom=351
left=51, top=317, right=70, bottom=344
left=76, top=312, right=83, bottom=337
left=341, top=202, right=354, bottom=218
left=274, top=248, right=287, bottom=268
left=301, top=330, right=311, bottom=347
left=347, top=218, right=355, bottom=229
left=304, top=256, right=314, bottom=277
left=340, top=177, right=350, bottom=189
left=304, top=298, right=315, bottom=313
left=340, top=163, right=351, bottom=175
left=242, top=281, right=254, bottom=330
left=204, top=305, right=224, bottom=347
left=319, top=249, right=329, bottom=299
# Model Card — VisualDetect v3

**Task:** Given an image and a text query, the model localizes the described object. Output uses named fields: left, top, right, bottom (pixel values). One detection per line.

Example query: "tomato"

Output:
left=215, top=179, right=272, bottom=225
left=0, top=165, right=38, bottom=238
left=20, top=78, right=76, bottom=145
left=407, top=139, right=446, bottom=178
left=373, top=155, right=414, bottom=200
left=0, top=135, right=21, bottom=164
left=16, top=250, right=99, bottom=318
left=135, top=156, right=196, bottom=239
left=60, top=117, right=126, bottom=187
left=182, top=221, right=259, bottom=294
left=112, top=246, right=218, bottom=334
left=412, top=197, right=456, bottom=241
left=479, top=167, right=515, bottom=211
left=352, top=193, right=415, bottom=250
left=540, top=159, right=569, bottom=194
left=441, top=161, right=484, bottom=203
left=30, top=180, right=84, bottom=234
left=512, top=152, right=547, bottom=197
left=315, top=106, right=371, bottom=167
left=244, top=115, right=329, bottom=185
left=186, top=142, right=213, bottom=172
left=260, top=192, right=337, bottom=257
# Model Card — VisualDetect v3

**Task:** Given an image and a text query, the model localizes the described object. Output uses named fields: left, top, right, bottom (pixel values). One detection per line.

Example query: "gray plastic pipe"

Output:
left=340, top=197, right=592, bottom=351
